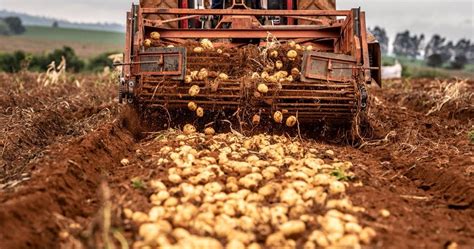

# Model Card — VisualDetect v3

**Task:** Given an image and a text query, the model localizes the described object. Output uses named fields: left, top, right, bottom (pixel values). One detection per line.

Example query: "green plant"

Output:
left=131, top=177, right=146, bottom=189
left=331, top=168, right=354, bottom=181
left=88, top=52, right=118, bottom=72
left=469, top=130, right=474, bottom=144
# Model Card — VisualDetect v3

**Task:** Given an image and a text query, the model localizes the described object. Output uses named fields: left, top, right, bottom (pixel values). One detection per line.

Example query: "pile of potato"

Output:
left=123, top=130, right=376, bottom=249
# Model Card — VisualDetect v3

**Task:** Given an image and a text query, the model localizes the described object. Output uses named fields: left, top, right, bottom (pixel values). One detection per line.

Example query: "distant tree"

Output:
left=393, top=30, right=424, bottom=59
left=0, top=19, right=10, bottom=35
left=3, top=16, right=26, bottom=34
left=425, top=35, right=453, bottom=67
left=450, top=39, right=471, bottom=69
left=370, top=26, right=389, bottom=55
left=52, top=21, right=59, bottom=28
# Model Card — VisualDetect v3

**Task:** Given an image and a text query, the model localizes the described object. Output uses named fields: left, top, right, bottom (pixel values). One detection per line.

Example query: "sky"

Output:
left=0, top=0, right=473, bottom=41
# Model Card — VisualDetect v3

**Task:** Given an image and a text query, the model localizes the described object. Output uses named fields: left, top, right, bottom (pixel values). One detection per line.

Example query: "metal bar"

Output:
left=287, top=0, right=294, bottom=25
left=156, top=29, right=340, bottom=39
left=142, top=8, right=351, bottom=16
left=181, top=0, right=188, bottom=29
left=360, top=12, right=372, bottom=82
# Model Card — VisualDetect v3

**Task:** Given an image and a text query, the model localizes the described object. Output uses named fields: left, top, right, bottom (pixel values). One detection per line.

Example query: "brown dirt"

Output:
left=0, top=73, right=472, bottom=248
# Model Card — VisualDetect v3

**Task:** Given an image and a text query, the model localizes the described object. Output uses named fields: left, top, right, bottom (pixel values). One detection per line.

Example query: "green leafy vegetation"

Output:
left=469, top=130, right=474, bottom=144
left=0, top=47, right=117, bottom=73
left=331, top=168, right=354, bottom=181
left=131, top=178, right=146, bottom=190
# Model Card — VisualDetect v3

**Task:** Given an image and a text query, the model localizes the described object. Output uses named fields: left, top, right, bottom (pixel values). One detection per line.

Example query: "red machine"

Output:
left=119, top=0, right=381, bottom=128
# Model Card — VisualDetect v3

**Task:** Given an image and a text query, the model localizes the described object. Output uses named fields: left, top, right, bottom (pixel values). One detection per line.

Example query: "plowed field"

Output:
left=0, top=73, right=472, bottom=249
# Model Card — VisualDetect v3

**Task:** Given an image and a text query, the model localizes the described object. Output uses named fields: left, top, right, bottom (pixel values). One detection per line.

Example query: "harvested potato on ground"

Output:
left=217, top=49, right=223, bottom=54
left=183, top=124, right=196, bottom=135
left=205, top=127, right=216, bottom=136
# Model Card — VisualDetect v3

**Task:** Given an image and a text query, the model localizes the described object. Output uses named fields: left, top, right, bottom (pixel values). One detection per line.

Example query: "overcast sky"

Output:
left=1, top=0, right=473, bottom=41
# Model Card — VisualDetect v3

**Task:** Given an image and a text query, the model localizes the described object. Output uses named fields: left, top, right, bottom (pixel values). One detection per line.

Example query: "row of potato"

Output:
left=122, top=131, right=378, bottom=249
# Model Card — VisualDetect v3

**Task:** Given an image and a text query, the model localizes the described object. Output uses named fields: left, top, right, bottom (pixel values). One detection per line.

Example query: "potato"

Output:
left=189, top=85, right=200, bottom=96
left=270, top=50, right=279, bottom=58
left=380, top=209, right=391, bottom=217
left=198, top=68, right=209, bottom=80
left=205, top=127, right=216, bottom=136
left=150, top=31, right=161, bottom=40
left=329, top=181, right=346, bottom=195
left=359, top=227, right=377, bottom=244
left=275, top=60, right=283, bottom=70
left=252, top=114, right=261, bottom=125
left=139, top=223, right=161, bottom=242
left=217, top=49, right=223, bottom=54
left=291, top=68, right=300, bottom=77
left=286, top=116, right=297, bottom=127
left=188, top=102, right=198, bottom=111
left=251, top=72, right=260, bottom=79
left=273, top=111, right=283, bottom=123
left=185, top=75, right=193, bottom=84
left=306, top=45, right=314, bottom=51
left=288, top=40, right=296, bottom=48
left=167, top=45, right=175, bottom=48
left=226, top=239, right=245, bottom=249
left=200, top=39, right=214, bottom=50
left=261, top=71, right=269, bottom=79
left=190, top=70, right=199, bottom=80
left=131, top=211, right=149, bottom=223
left=279, top=220, right=306, bottom=236
left=219, top=73, right=229, bottom=80
left=196, top=107, right=205, bottom=117
left=257, top=84, right=269, bottom=94
left=193, top=46, right=204, bottom=53
left=120, top=158, right=130, bottom=166
left=287, top=50, right=298, bottom=60
left=143, top=39, right=152, bottom=47
left=183, top=124, right=197, bottom=135
left=169, top=174, right=182, bottom=184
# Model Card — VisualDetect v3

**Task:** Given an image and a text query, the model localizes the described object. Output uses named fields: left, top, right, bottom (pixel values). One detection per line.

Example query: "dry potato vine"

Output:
left=123, top=131, right=377, bottom=249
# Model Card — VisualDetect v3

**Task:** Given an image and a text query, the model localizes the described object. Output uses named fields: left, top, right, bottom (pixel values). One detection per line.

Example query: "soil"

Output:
left=0, top=73, right=472, bottom=249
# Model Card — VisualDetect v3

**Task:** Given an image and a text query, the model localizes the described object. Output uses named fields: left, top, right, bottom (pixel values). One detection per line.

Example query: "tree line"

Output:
left=370, top=26, right=474, bottom=69
left=0, top=16, right=26, bottom=35
left=0, top=46, right=116, bottom=73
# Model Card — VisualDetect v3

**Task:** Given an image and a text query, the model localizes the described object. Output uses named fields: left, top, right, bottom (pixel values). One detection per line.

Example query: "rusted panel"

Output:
left=359, top=12, right=372, bottom=82
left=156, top=28, right=340, bottom=39
left=142, top=8, right=351, bottom=16
left=139, top=47, right=186, bottom=80
left=140, top=0, right=179, bottom=28
left=298, top=0, right=336, bottom=25
left=301, top=52, right=356, bottom=82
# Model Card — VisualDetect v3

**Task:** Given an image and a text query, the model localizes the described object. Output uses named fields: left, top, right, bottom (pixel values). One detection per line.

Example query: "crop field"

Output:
left=0, top=26, right=124, bottom=58
left=0, top=70, right=472, bottom=248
